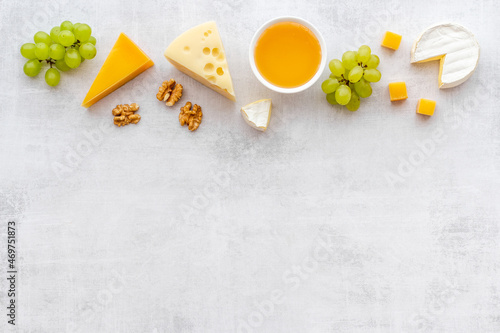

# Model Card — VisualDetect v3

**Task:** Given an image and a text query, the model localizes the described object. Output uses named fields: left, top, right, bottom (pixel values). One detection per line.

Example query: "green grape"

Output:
left=357, top=45, right=371, bottom=64
left=321, top=78, right=340, bottom=94
left=55, top=59, right=71, bottom=72
left=346, top=91, right=361, bottom=111
left=73, top=23, right=81, bottom=31
left=326, top=92, right=338, bottom=105
left=49, top=43, right=65, bottom=60
left=60, top=21, right=74, bottom=31
left=329, top=73, right=341, bottom=80
left=58, top=30, right=75, bottom=46
left=74, top=23, right=91, bottom=42
left=79, top=42, right=96, bottom=59
left=64, top=49, right=81, bottom=68
left=34, top=43, right=49, bottom=60
left=335, top=85, right=351, bottom=105
left=45, top=68, right=60, bottom=86
left=348, top=66, right=364, bottom=83
left=73, top=45, right=84, bottom=63
left=50, top=26, right=61, bottom=43
left=78, top=46, right=84, bottom=62
left=23, top=59, right=42, bottom=77
left=353, top=78, right=372, bottom=98
left=20, top=43, right=36, bottom=59
left=365, top=54, right=380, bottom=69
left=87, top=36, right=96, bottom=45
left=328, top=59, right=344, bottom=77
left=34, top=31, right=52, bottom=45
left=342, top=70, right=351, bottom=84
left=342, top=69, right=351, bottom=80
left=342, top=51, right=357, bottom=70
left=364, top=68, right=382, bottom=82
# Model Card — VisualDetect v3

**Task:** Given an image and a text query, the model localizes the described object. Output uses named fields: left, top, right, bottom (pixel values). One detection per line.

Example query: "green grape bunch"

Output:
left=321, top=45, right=382, bottom=111
left=20, top=20, right=97, bottom=87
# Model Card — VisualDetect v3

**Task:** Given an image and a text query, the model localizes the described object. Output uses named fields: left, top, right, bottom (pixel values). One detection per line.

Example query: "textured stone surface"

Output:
left=0, top=0, right=499, bottom=332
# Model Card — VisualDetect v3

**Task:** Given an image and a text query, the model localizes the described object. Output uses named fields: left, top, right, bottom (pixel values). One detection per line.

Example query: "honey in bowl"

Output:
left=254, top=21, right=322, bottom=88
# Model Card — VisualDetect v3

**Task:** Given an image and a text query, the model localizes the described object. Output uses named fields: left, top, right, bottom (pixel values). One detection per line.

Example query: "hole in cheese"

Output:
left=216, top=67, right=224, bottom=76
left=183, top=46, right=190, bottom=53
left=204, top=32, right=209, bottom=37
left=216, top=53, right=225, bottom=62
left=203, top=47, right=210, bottom=55
left=208, top=30, right=212, bottom=34
left=204, top=63, right=215, bottom=73
left=212, top=48, right=219, bottom=57
left=207, top=75, right=216, bottom=84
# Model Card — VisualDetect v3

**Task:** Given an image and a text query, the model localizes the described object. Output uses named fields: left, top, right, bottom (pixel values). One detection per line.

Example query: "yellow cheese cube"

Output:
left=416, top=98, right=436, bottom=116
left=388, top=82, right=408, bottom=101
left=381, top=31, right=402, bottom=50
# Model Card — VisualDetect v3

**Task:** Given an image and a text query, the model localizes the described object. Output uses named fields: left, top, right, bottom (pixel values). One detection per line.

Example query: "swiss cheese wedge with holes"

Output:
left=164, top=21, right=235, bottom=101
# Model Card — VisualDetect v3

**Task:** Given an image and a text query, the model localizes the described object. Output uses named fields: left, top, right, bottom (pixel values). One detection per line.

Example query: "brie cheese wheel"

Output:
left=240, top=99, right=272, bottom=131
left=411, top=23, right=479, bottom=89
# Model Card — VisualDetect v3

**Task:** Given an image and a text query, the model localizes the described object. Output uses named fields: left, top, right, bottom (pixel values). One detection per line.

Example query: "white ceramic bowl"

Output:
left=249, top=16, right=327, bottom=94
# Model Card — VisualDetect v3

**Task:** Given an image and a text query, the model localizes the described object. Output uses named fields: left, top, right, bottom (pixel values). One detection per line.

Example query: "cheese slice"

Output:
left=164, top=21, right=235, bottom=101
left=241, top=99, right=272, bottom=131
left=411, top=23, right=479, bottom=89
left=82, top=33, right=154, bottom=107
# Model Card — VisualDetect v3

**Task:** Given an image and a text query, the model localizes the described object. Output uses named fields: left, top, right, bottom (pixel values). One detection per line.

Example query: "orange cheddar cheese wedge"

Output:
left=82, top=33, right=154, bottom=108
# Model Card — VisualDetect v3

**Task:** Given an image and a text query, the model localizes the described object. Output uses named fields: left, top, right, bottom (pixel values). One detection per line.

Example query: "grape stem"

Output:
left=340, top=61, right=367, bottom=86
left=340, top=74, right=351, bottom=87
left=38, top=59, right=56, bottom=68
left=69, top=40, right=81, bottom=49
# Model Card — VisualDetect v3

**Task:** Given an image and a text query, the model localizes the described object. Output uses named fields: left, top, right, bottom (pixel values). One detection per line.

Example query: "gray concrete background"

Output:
left=1, top=0, right=499, bottom=332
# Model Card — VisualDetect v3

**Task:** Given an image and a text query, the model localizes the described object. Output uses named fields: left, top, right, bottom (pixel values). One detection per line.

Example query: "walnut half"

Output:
left=113, top=103, right=141, bottom=127
left=179, top=102, right=202, bottom=131
left=157, top=79, right=183, bottom=106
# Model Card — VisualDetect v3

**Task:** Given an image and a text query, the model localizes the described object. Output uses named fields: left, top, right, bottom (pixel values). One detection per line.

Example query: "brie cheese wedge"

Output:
left=240, top=99, right=272, bottom=131
left=411, top=23, right=479, bottom=88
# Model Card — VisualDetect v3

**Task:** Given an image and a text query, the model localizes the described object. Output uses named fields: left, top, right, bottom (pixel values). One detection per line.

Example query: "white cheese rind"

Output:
left=165, top=21, right=235, bottom=100
left=240, top=99, right=272, bottom=131
left=411, top=23, right=479, bottom=89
